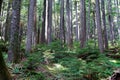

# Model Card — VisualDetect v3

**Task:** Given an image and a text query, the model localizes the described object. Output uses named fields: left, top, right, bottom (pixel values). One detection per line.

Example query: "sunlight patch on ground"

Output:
left=47, top=63, right=68, bottom=72
left=109, top=60, right=117, bottom=63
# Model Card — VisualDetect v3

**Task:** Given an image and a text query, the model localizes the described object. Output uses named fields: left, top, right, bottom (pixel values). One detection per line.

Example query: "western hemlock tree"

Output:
left=101, top=0, right=108, bottom=49
left=41, top=0, right=46, bottom=44
left=47, top=0, right=52, bottom=44
left=8, top=0, right=21, bottom=63
left=60, top=0, right=65, bottom=43
left=95, top=0, right=104, bottom=53
left=66, top=0, right=72, bottom=48
left=26, top=0, right=36, bottom=53
left=80, top=0, right=86, bottom=48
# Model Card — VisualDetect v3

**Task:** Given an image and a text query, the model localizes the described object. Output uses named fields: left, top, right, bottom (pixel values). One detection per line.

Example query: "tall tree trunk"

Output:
left=75, top=1, right=79, bottom=41
left=108, top=0, right=114, bottom=46
left=52, top=0, right=56, bottom=40
left=66, top=0, right=72, bottom=48
left=37, top=15, right=41, bottom=44
left=19, top=22, right=23, bottom=52
left=80, top=0, right=86, bottom=48
left=41, top=0, right=46, bottom=44
left=8, top=0, right=21, bottom=63
left=101, top=0, right=108, bottom=49
left=93, top=9, right=97, bottom=48
left=70, top=0, right=73, bottom=46
left=60, top=0, right=65, bottom=43
left=0, top=0, right=3, bottom=40
left=47, top=0, right=52, bottom=44
left=86, top=0, right=91, bottom=40
left=95, top=0, right=104, bottom=53
left=4, top=1, right=11, bottom=42
left=116, top=0, right=120, bottom=39
left=26, top=0, right=36, bottom=53
left=0, top=1, right=5, bottom=41
left=32, top=0, right=37, bottom=47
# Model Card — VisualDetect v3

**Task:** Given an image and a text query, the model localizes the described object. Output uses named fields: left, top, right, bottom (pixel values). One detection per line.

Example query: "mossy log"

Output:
left=0, top=51, right=12, bottom=80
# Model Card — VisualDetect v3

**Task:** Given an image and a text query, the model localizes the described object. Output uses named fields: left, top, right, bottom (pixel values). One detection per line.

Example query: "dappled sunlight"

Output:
left=47, top=63, right=68, bottom=72
left=109, top=60, right=117, bottom=63
left=43, top=49, right=55, bottom=59
left=109, top=59, right=120, bottom=65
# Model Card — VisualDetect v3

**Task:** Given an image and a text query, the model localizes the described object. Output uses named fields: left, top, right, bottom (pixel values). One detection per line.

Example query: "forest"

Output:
left=0, top=0, right=120, bottom=80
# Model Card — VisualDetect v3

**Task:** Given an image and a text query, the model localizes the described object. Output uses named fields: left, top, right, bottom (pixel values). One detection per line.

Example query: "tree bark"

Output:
left=75, top=1, right=79, bottom=41
left=32, top=0, right=37, bottom=47
left=116, top=0, right=120, bottom=39
left=47, top=0, right=52, bottom=44
left=5, top=1, right=11, bottom=42
left=41, top=0, right=46, bottom=44
left=86, top=0, right=91, bottom=40
left=66, top=0, right=72, bottom=48
left=95, top=0, right=104, bottom=53
left=8, top=0, right=21, bottom=63
left=80, top=0, right=86, bottom=48
left=0, top=0, right=3, bottom=39
left=37, top=15, right=41, bottom=44
left=101, top=0, right=108, bottom=49
left=60, top=0, right=65, bottom=43
left=92, top=5, right=97, bottom=48
left=26, top=0, right=36, bottom=53
left=108, top=0, right=114, bottom=46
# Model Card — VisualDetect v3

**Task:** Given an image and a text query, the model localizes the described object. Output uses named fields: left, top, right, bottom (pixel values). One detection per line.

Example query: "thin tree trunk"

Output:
left=116, top=0, right=120, bottom=39
left=5, top=1, right=11, bottom=42
left=92, top=7, right=97, bottom=48
left=70, top=0, right=73, bottom=46
left=87, top=0, right=91, bottom=40
left=32, top=0, right=37, bottom=47
left=108, top=0, right=114, bottom=46
left=101, top=0, right=108, bottom=49
left=41, top=0, right=46, bottom=44
left=75, top=1, right=79, bottom=41
left=0, top=2, right=5, bottom=41
left=60, top=0, right=64, bottom=43
left=0, top=0, right=3, bottom=40
left=37, top=16, right=41, bottom=44
left=47, top=0, right=52, bottom=44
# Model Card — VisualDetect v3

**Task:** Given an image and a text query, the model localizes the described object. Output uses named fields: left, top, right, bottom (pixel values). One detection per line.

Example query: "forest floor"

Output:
left=2, top=42, right=120, bottom=80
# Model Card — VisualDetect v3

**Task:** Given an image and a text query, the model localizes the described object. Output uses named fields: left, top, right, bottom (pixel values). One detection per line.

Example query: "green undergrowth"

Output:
left=20, top=42, right=120, bottom=80
left=2, top=41, right=120, bottom=80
